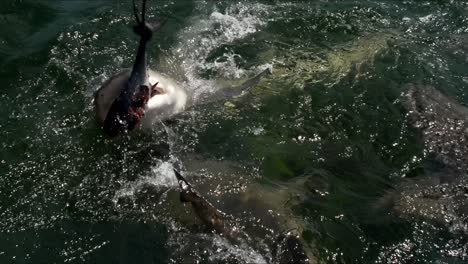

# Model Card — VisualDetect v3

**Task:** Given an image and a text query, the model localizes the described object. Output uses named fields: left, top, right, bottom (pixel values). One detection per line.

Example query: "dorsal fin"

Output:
left=173, top=169, right=192, bottom=188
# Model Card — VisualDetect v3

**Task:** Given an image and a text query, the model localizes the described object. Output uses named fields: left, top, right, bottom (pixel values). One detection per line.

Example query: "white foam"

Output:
left=202, top=52, right=247, bottom=79
left=418, top=14, right=435, bottom=23
left=210, top=236, right=267, bottom=264
left=113, top=161, right=177, bottom=203
left=167, top=232, right=268, bottom=264
left=173, top=3, right=271, bottom=100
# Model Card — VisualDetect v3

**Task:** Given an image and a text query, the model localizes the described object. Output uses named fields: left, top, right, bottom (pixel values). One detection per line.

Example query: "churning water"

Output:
left=1, top=0, right=468, bottom=263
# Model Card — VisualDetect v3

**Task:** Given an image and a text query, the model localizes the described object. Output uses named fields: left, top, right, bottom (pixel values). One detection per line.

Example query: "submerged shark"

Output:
left=375, top=84, right=468, bottom=231
left=174, top=169, right=241, bottom=239
left=94, top=0, right=270, bottom=137
left=173, top=169, right=312, bottom=263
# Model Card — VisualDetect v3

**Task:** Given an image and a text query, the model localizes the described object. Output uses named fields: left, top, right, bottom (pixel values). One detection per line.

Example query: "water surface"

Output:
left=1, top=0, right=468, bottom=263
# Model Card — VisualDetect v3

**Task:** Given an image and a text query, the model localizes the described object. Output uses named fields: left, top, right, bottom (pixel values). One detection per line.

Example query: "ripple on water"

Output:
left=3, top=0, right=468, bottom=263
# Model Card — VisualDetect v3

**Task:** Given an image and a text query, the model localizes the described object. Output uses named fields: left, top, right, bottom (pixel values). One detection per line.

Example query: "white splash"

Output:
left=418, top=14, right=435, bottom=23
left=210, top=235, right=267, bottom=264
left=202, top=52, right=247, bottom=79
left=173, top=2, right=271, bottom=100
left=113, top=161, right=177, bottom=203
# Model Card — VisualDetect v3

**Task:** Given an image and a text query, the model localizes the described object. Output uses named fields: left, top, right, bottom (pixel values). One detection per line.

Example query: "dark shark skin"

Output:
left=273, top=229, right=311, bottom=264
left=103, top=0, right=164, bottom=137
left=173, top=169, right=312, bottom=263
left=174, top=169, right=241, bottom=239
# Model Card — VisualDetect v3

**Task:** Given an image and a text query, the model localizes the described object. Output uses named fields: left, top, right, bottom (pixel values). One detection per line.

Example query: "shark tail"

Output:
left=132, top=0, right=166, bottom=41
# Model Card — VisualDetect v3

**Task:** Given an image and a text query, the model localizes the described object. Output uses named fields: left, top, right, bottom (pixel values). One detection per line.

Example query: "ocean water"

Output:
left=1, top=0, right=468, bottom=263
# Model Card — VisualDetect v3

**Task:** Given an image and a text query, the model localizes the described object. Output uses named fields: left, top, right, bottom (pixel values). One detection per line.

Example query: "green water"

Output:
left=1, top=0, right=468, bottom=263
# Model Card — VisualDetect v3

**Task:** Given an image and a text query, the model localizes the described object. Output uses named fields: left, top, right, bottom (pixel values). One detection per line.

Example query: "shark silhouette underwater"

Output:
left=173, top=169, right=313, bottom=264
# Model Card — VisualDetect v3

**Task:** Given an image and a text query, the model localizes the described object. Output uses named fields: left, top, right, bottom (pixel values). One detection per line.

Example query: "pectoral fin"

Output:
left=198, top=67, right=272, bottom=105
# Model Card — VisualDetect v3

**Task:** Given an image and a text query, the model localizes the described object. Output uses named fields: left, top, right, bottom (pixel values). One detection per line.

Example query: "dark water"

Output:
left=1, top=0, right=468, bottom=263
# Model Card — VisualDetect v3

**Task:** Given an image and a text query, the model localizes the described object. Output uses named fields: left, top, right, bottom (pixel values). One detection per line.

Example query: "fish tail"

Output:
left=132, top=0, right=166, bottom=41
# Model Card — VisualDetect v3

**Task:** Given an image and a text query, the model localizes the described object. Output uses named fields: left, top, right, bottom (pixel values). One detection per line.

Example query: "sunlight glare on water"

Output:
left=1, top=0, right=468, bottom=263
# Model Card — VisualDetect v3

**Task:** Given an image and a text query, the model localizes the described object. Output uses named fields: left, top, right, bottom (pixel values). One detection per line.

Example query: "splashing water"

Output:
left=2, top=0, right=468, bottom=263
